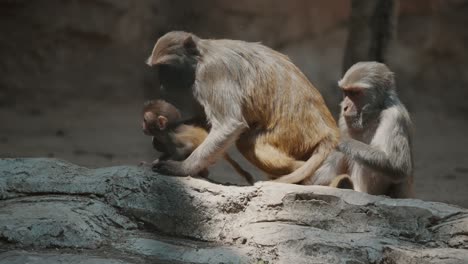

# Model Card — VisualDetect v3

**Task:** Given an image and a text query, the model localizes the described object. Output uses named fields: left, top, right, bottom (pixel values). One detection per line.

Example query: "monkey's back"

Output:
left=198, top=39, right=339, bottom=158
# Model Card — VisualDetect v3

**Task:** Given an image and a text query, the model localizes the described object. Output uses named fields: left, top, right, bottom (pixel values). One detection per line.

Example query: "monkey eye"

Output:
left=343, top=89, right=363, bottom=98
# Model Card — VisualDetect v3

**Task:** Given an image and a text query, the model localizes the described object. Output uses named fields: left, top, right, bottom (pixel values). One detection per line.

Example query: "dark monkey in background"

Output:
left=146, top=31, right=340, bottom=184
left=308, top=62, right=414, bottom=198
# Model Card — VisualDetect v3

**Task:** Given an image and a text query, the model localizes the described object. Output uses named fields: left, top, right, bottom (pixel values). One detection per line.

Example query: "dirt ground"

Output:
left=1, top=98, right=467, bottom=208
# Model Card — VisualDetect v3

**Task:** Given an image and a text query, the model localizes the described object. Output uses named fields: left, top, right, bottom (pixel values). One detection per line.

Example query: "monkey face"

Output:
left=341, top=87, right=369, bottom=131
left=158, top=64, right=195, bottom=90
left=341, top=88, right=365, bottom=117
left=142, top=116, right=156, bottom=136
left=142, top=112, right=159, bottom=135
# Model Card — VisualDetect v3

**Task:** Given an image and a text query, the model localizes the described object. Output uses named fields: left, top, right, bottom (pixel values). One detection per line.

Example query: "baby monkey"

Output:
left=141, top=99, right=255, bottom=185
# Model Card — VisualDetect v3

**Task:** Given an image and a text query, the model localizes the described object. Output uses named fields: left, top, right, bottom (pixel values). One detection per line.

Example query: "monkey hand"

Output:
left=338, top=139, right=355, bottom=156
left=152, top=160, right=188, bottom=176
left=338, top=139, right=351, bottom=154
left=338, top=138, right=380, bottom=165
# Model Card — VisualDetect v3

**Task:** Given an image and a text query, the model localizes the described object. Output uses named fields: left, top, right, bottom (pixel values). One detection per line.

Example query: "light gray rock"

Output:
left=0, top=158, right=467, bottom=264
left=114, top=237, right=252, bottom=263
left=0, top=251, right=135, bottom=264
left=380, top=247, right=468, bottom=264
left=0, top=196, right=136, bottom=249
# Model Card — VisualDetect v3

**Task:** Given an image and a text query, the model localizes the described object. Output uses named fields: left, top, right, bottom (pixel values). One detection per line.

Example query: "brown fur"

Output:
left=173, top=125, right=206, bottom=150
left=142, top=99, right=255, bottom=185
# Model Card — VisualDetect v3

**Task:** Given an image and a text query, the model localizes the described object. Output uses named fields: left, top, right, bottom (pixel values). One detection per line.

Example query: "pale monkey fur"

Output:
left=308, top=62, right=414, bottom=198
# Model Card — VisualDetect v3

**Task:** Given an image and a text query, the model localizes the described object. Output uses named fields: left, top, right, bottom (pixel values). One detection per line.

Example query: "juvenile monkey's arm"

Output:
left=339, top=138, right=410, bottom=183
left=153, top=119, right=247, bottom=176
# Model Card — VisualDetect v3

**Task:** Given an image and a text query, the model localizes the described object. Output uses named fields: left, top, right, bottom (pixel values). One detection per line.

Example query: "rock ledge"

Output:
left=0, top=158, right=467, bottom=263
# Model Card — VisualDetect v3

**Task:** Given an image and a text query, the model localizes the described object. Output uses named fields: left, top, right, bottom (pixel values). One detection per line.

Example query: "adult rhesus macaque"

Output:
left=146, top=31, right=340, bottom=184
left=308, top=62, right=414, bottom=198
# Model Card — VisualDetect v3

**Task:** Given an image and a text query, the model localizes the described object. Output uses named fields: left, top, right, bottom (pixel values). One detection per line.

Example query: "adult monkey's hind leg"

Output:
left=236, top=131, right=305, bottom=179
left=236, top=132, right=304, bottom=178
left=236, top=131, right=337, bottom=184
left=273, top=137, right=337, bottom=184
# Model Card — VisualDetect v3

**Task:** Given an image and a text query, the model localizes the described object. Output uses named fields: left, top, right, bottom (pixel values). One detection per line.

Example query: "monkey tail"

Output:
left=223, top=154, right=255, bottom=185
left=273, top=138, right=335, bottom=184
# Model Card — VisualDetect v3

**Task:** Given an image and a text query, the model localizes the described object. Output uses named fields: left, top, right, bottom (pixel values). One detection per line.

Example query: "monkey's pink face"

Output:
left=341, top=88, right=364, bottom=117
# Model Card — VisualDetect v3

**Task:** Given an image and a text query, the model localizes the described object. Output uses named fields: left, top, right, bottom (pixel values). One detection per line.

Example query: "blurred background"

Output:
left=1, top=0, right=467, bottom=207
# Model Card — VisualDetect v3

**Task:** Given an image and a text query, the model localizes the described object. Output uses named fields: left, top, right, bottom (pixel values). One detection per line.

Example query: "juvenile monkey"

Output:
left=142, top=99, right=255, bottom=185
left=309, top=62, right=413, bottom=198
left=146, top=31, right=340, bottom=183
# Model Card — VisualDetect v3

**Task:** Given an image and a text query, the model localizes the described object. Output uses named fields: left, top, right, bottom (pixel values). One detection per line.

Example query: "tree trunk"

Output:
left=343, top=0, right=398, bottom=73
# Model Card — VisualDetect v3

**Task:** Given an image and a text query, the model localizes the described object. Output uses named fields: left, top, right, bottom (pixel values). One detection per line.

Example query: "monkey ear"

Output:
left=157, top=116, right=169, bottom=130
left=183, top=36, right=199, bottom=54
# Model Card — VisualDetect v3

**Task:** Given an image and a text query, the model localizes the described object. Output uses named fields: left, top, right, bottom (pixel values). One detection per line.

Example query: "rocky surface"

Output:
left=0, top=158, right=467, bottom=263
